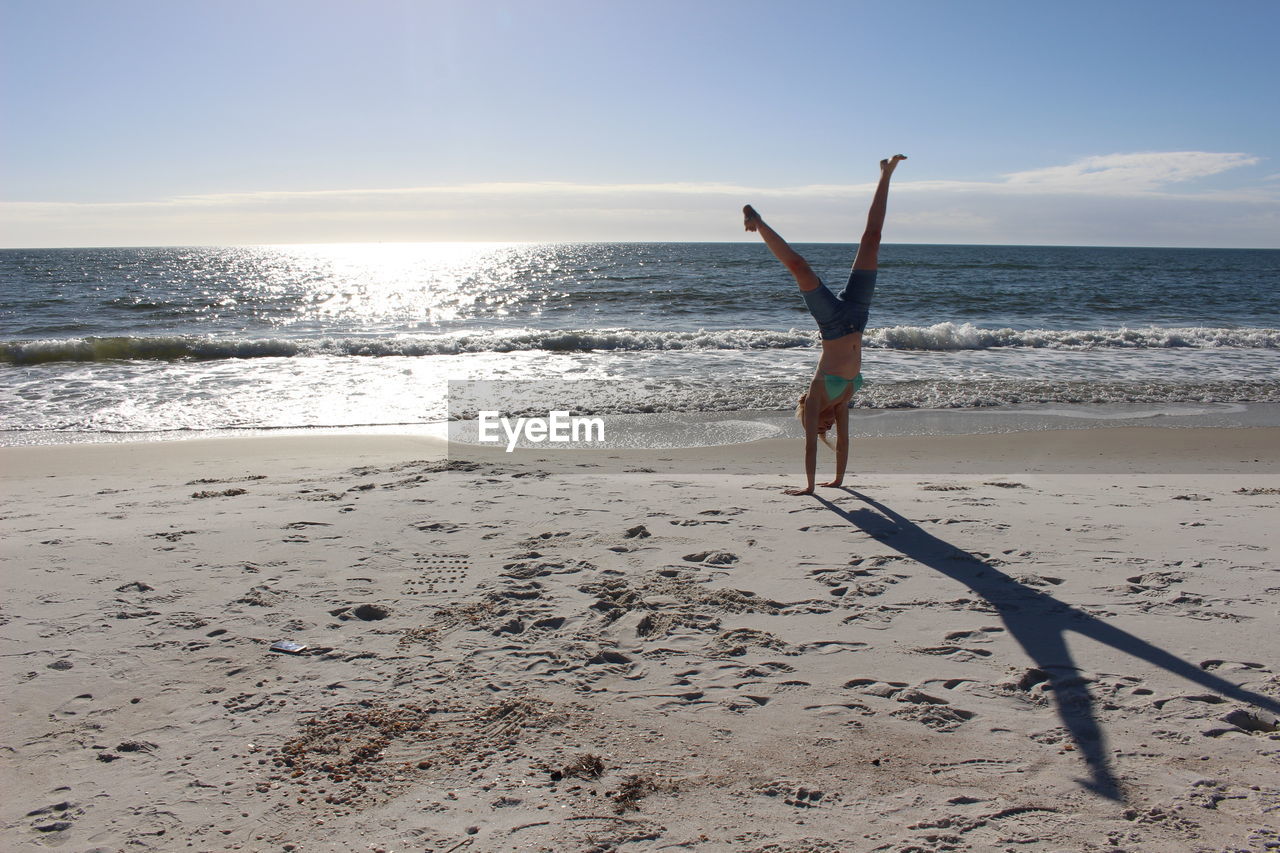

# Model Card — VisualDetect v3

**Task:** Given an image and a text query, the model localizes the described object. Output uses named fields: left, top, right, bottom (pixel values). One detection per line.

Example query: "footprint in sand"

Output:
left=758, top=660, right=797, bottom=674
left=928, top=757, right=1028, bottom=780
left=925, top=677, right=981, bottom=692
left=233, top=586, right=282, bottom=608
left=682, top=550, right=738, bottom=566
left=647, top=689, right=712, bottom=710
left=503, top=557, right=592, bottom=579
left=912, top=645, right=993, bottom=662
left=804, top=701, right=874, bottom=721
left=890, top=692, right=977, bottom=731
left=496, top=581, right=545, bottom=602
left=635, top=611, right=721, bottom=639
left=794, top=640, right=868, bottom=656
left=780, top=598, right=839, bottom=616
left=849, top=554, right=910, bottom=569
left=755, top=781, right=838, bottom=809
left=297, top=489, right=343, bottom=502
left=814, top=574, right=900, bottom=600
left=283, top=520, right=333, bottom=530
left=943, top=626, right=1005, bottom=643
left=1216, top=541, right=1269, bottom=552
left=765, top=679, right=812, bottom=692
left=1011, top=573, right=1064, bottom=587
left=671, top=508, right=745, bottom=526
left=166, top=612, right=209, bottom=629
left=844, top=678, right=908, bottom=698
left=331, top=603, right=391, bottom=621
left=25, top=799, right=84, bottom=836
left=148, top=529, right=197, bottom=544
left=1124, top=570, right=1188, bottom=591
left=840, top=604, right=904, bottom=629
left=722, top=694, right=772, bottom=712
left=112, top=608, right=159, bottom=620
left=1199, top=659, right=1268, bottom=673
left=713, top=628, right=793, bottom=657
left=51, top=693, right=95, bottom=719
left=190, top=486, right=248, bottom=499
left=994, top=668, right=1055, bottom=703
left=413, top=521, right=461, bottom=533
left=1211, top=708, right=1279, bottom=735
left=585, top=649, right=631, bottom=666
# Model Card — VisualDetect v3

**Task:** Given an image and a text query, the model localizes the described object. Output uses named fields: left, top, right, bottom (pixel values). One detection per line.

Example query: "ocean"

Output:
left=2, top=242, right=1278, bottom=446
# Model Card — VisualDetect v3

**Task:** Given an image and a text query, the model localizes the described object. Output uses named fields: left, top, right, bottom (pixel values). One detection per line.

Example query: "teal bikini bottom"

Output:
left=822, top=372, right=863, bottom=400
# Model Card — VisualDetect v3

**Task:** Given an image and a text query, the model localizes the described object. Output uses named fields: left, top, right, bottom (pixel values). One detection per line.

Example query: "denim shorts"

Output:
left=801, top=268, right=876, bottom=340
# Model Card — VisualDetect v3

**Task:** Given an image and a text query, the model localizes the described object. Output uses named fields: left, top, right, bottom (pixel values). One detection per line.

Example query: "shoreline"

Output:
left=3, top=420, right=1279, bottom=479
left=5, top=400, right=1280, bottom=451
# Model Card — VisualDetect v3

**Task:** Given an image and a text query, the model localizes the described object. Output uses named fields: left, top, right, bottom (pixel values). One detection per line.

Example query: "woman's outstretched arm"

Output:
left=821, top=404, right=851, bottom=487
left=785, top=392, right=824, bottom=495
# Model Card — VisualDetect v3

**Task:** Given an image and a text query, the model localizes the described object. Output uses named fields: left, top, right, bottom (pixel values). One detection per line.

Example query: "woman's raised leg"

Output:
left=852, top=155, right=906, bottom=271
left=744, top=204, right=822, bottom=292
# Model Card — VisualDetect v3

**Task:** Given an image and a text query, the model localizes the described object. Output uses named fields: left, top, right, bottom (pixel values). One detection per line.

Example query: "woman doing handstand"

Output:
left=744, top=154, right=905, bottom=495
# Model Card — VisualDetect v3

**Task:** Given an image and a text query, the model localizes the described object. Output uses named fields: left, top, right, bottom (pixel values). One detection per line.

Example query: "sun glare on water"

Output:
left=252, top=242, right=548, bottom=331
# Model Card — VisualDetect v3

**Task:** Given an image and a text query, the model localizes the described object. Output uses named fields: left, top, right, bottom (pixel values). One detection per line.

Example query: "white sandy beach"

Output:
left=3, top=427, right=1279, bottom=852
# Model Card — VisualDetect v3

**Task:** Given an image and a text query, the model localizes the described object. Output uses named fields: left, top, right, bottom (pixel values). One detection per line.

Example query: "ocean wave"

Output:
left=3, top=324, right=1278, bottom=364
left=873, top=323, right=1280, bottom=351
left=0, top=331, right=813, bottom=363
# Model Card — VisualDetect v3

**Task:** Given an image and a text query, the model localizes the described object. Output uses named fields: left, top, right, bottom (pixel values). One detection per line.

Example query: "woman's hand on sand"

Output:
left=784, top=486, right=814, bottom=496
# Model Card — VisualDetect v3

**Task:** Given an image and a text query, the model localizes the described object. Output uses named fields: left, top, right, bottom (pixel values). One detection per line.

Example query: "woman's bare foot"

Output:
left=880, top=154, right=907, bottom=176
left=743, top=204, right=762, bottom=232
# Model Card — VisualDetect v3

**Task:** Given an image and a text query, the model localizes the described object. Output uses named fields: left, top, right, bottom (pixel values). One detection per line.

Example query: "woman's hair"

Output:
left=796, top=393, right=836, bottom=450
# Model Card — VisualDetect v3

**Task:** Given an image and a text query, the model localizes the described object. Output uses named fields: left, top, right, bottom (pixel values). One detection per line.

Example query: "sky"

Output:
left=2, top=0, right=1278, bottom=248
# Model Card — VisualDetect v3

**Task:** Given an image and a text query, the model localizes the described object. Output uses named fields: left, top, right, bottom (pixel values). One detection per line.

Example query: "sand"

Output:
left=2, top=427, right=1279, bottom=852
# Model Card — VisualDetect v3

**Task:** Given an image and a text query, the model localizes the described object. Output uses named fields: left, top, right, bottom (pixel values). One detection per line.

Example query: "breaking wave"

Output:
left=3, top=324, right=1277, bottom=365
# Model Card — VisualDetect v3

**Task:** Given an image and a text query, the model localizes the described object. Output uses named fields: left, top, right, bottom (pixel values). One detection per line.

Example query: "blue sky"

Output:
left=3, top=0, right=1278, bottom=247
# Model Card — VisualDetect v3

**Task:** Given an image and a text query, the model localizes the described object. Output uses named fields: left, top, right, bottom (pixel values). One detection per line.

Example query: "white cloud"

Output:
left=2, top=152, right=1276, bottom=248
left=998, top=151, right=1260, bottom=193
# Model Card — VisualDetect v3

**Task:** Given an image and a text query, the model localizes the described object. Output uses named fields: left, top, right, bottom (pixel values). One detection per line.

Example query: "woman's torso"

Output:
left=817, top=332, right=862, bottom=377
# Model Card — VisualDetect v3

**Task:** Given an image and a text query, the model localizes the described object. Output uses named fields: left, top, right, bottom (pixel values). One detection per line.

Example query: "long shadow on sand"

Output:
left=814, top=488, right=1280, bottom=801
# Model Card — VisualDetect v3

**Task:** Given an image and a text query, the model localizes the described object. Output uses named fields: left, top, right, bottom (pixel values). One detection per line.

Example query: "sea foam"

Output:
left=3, top=325, right=1277, bottom=364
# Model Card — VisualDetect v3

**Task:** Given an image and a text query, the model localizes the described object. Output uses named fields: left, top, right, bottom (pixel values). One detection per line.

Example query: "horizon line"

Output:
left=2, top=239, right=1278, bottom=252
